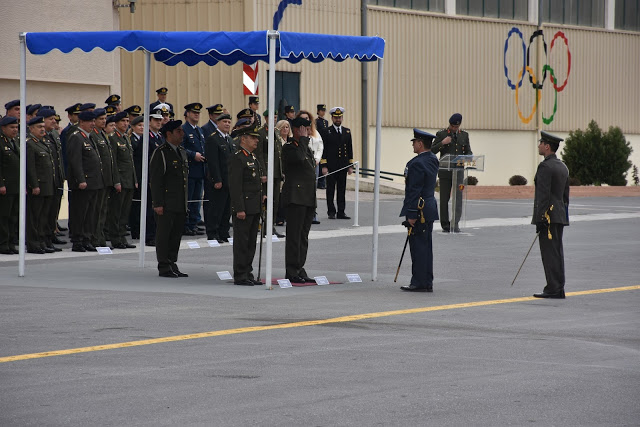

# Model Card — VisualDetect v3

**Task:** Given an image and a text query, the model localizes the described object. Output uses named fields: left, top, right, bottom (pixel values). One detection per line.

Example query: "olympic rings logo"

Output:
left=503, top=27, right=571, bottom=124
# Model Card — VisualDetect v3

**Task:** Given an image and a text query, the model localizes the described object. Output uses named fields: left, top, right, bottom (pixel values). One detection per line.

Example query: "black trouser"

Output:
left=285, top=204, right=314, bottom=278
left=44, top=190, right=60, bottom=246
left=52, top=188, right=63, bottom=233
left=438, top=169, right=464, bottom=229
left=232, top=213, right=260, bottom=282
left=69, top=188, right=98, bottom=244
left=155, top=210, right=186, bottom=274
left=271, top=178, right=282, bottom=225
left=93, top=188, right=110, bottom=246
left=108, top=188, right=134, bottom=245
left=129, top=188, right=156, bottom=241
left=326, top=168, right=347, bottom=216
left=409, top=220, right=434, bottom=289
left=0, top=194, right=19, bottom=251
left=205, top=181, right=231, bottom=239
left=27, top=194, right=53, bottom=250
left=539, top=223, right=565, bottom=294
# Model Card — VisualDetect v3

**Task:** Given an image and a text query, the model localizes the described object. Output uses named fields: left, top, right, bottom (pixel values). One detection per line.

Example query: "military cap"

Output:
left=184, top=103, right=203, bottom=113
left=284, top=105, right=295, bottom=114
left=4, top=99, right=19, bottom=110
left=26, top=104, right=42, bottom=115
left=206, top=104, right=224, bottom=114
left=65, top=103, right=82, bottom=114
left=539, top=131, right=563, bottom=145
left=449, top=113, right=462, bottom=125
left=214, top=113, right=232, bottom=122
left=160, top=119, right=182, bottom=135
left=263, top=109, right=276, bottom=117
left=105, top=105, right=117, bottom=116
left=150, top=112, right=163, bottom=120
left=234, top=118, right=251, bottom=128
left=0, top=116, right=18, bottom=126
left=105, top=94, right=121, bottom=105
left=36, top=108, right=56, bottom=118
left=40, top=105, right=55, bottom=111
left=93, top=108, right=107, bottom=117
left=156, top=87, right=168, bottom=94
left=106, top=115, right=118, bottom=124
left=131, top=116, right=144, bottom=126
left=125, top=105, right=142, bottom=116
left=236, top=125, right=261, bottom=138
left=78, top=111, right=96, bottom=121
left=154, top=103, right=172, bottom=114
left=248, top=96, right=259, bottom=105
left=236, top=108, right=253, bottom=119
left=79, top=103, right=96, bottom=111
left=113, top=111, right=128, bottom=122
left=27, top=116, right=44, bottom=126
left=291, top=116, right=311, bottom=128
left=411, top=128, right=436, bottom=144
left=54, top=114, right=61, bottom=122
left=317, top=104, right=327, bottom=111
left=329, top=107, right=344, bottom=117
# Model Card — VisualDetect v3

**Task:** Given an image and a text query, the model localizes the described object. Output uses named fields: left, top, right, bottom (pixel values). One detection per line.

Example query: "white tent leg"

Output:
left=265, top=31, right=278, bottom=290
left=371, top=58, right=384, bottom=282
left=19, top=33, right=27, bottom=277
left=139, top=51, right=151, bottom=267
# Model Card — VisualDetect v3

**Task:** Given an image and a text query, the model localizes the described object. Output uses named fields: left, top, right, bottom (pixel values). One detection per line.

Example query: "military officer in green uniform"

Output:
left=26, top=116, right=57, bottom=253
left=108, top=112, right=138, bottom=249
left=256, top=109, right=284, bottom=238
left=431, top=113, right=472, bottom=233
left=282, top=116, right=316, bottom=283
left=150, top=120, right=189, bottom=278
left=532, top=131, right=570, bottom=299
left=228, top=125, right=266, bottom=286
left=0, top=116, right=20, bottom=254
left=90, top=108, right=116, bottom=248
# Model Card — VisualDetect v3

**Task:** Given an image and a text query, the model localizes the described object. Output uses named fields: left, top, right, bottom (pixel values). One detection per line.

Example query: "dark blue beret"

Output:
left=27, top=104, right=42, bottom=115
left=113, top=111, right=128, bottom=122
left=4, top=99, right=19, bottom=110
left=93, top=108, right=107, bottom=117
left=36, top=108, right=56, bottom=118
left=78, top=111, right=96, bottom=121
left=214, top=113, right=231, bottom=122
left=106, top=115, right=118, bottom=124
left=160, top=120, right=183, bottom=135
left=411, top=128, right=436, bottom=144
left=291, top=116, right=311, bottom=128
left=234, top=118, right=251, bottom=128
left=28, top=116, right=44, bottom=126
left=449, top=113, right=462, bottom=125
left=0, top=116, right=18, bottom=126
left=79, top=103, right=96, bottom=111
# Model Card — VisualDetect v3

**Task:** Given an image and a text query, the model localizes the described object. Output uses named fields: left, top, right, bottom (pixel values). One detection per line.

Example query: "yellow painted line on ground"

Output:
left=1, top=285, right=638, bottom=364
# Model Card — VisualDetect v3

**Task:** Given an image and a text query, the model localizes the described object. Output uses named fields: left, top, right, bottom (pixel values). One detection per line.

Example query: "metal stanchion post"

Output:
left=353, top=161, right=359, bottom=227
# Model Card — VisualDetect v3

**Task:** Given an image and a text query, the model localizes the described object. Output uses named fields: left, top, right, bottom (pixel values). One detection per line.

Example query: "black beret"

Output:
left=36, top=108, right=56, bottom=118
left=215, top=113, right=232, bottom=122
left=291, top=116, right=311, bottom=128
left=113, top=111, right=128, bottom=122
left=106, top=115, right=118, bottom=124
left=27, top=104, right=42, bottom=115
left=131, top=116, right=144, bottom=126
left=27, top=116, right=44, bottom=126
left=236, top=108, right=253, bottom=119
left=156, top=87, right=168, bottom=94
left=65, top=103, right=82, bottom=114
left=449, top=113, right=462, bottom=125
left=207, top=104, right=224, bottom=114
left=0, top=116, right=18, bottom=126
left=79, top=103, right=96, bottom=111
left=93, top=108, right=107, bottom=117
left=78, top=111, right=96, bottom=121
left=105, top=94, right=121, bottom=105
left=4, top=99, right=19, bottom=110
left=125, top=105, right=142, bottom=116
left=539, top=131, right=563, bottom=145
left=160, top=120, right=183, bottom=135
left=249, top=96, right=259, bottom=105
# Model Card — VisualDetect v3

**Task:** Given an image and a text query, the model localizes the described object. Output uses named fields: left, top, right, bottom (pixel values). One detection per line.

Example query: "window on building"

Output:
left=540, top=0, right=605, bottom=28
left=368, top=0, right=445, bottom=13
left=456, top=0, right=529, bottom=20
left=615, top=0, right=640, bottom=31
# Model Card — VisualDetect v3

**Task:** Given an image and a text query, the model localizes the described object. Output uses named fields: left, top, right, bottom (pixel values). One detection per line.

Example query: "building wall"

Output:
left=0, top=1, right=120, bottom=115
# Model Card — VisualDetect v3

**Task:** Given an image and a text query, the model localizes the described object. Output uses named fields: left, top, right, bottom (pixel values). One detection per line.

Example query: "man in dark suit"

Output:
left=181, top=102, right=206, bottom=236
left=66, top=111, right=104, bottom=252
left=319, top=107, right=353, bottom=219
left=90, top=109, right=115, bottom=249
left=400, top=129, right=440, bottom=292
left=204, top=113, right=234, bottom=242
left=149, top=87, right=174, bottom=113
left=228, top=125, right=266, bottom=286
left=202, top=104, right=223, bottom=138
left=0, top=116, right=20, bottom=254
left=149, top=120, right=189, bottom=278
left=532, top=131, right=570, bottom=299
left=60, top=103, right=82, bottom=174
left=282, top=116, right=316, bottom=283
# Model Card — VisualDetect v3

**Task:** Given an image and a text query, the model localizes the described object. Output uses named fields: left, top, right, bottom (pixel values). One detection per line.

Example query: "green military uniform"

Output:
left=149, top=141, right=188, bottom=275
left=431, top=127, right=472, bottom=231
left=228, top=128, right=266, bottom=285
left=0, top=129, right=20, bottom=253
left=26, top=133, right=55, bottom=252
left=67, top=128, right=104, bottom=248
left=256, top=123, right=284, bottom=226
left=91, top=128, right=115, bottom=247
left=281, top=135, right=317, bottom=280
left=44, top=129, right=65, bottom=245
left=108, top=130, right=137, bottom=247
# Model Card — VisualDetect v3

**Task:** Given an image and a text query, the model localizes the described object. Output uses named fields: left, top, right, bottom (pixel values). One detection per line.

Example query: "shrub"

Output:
left=633, top=165, right=639, bottom=186
left=562, top=120, right=633, bottom=186
left=509, top=175, right=528, bottom=186
left=465, top=176, right=478, bottom=186
left=568, top=176, right=582, bottom=186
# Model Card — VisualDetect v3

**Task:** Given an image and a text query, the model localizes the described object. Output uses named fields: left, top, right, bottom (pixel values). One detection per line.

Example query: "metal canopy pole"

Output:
left=18, top=33, right=27, bottom=277
left=139, top=50, right=151, bottom=267
left=265, top=30, right=279, bottom=290
left=371, top=58, right=384, bottom=281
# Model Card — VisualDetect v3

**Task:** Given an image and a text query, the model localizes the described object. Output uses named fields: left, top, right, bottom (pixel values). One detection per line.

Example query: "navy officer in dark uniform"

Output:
left=532, top=131, right=570, bottom=299
left=181, top=102, right=206, bottom=235
left=400, top=129, right=439, bottom=292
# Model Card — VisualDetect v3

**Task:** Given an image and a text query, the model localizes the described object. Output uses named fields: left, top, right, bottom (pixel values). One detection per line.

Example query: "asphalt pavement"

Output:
left=1, top=194, right=639, bottom=426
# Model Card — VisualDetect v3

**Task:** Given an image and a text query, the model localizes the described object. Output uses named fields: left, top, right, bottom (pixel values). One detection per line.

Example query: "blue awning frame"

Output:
left=17, top=30, right=386, bottom=287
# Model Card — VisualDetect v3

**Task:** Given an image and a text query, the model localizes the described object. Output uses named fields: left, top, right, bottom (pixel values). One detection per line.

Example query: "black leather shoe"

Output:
left=234, top=279, right=254, bottom=286
left=194, top=229, right=205, bottom=235
left=453, top=227, right=461, bottom=233
left=71, top=245, right=86, bottom=253
left=312, top=220, right=321, bottom=224
left=533, top=291, right=565, bottom=299
left=251, top=279, right=263, bottom=286
left=0, top=249, right=15, bottom=255
left=441, top=227, right=450, bottom=233
left=124, top=243, right=136, bottom=249
left=218, top=237, right=229, bottom=243
left=337, top=214, right=351, bottom=219
left=145, top=240, right=156, bottom=246
left=159, top=270, right=179, bottom=278
left=52, top=237, right=67, bottom=245
left=28, top=248, right=46, bottom=254
left=57, top=223, right=68, bottom=231
left=47, top=246, right=62, bottom=252
left=197, top=220, right=205, bottom=226
left=288, top=276, right=306, bottom=284
left=183, top=229, right=196, bottom=236
left=272, top=228, right=285, bottom=238
left=400, top=285, right=431, bottom=292
left=301, top=276, right=315, bottom=283
left=172, top=269, right=189, bottom=277
left=83, top=244, right=97, bottom=252
left=328, top=214, right=335, bottom=219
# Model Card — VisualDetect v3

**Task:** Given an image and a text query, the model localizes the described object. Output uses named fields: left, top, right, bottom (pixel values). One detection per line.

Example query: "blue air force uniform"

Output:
left=400, top=129, right=439, bottom=291
left=181, top=103, right=206, bottom=233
